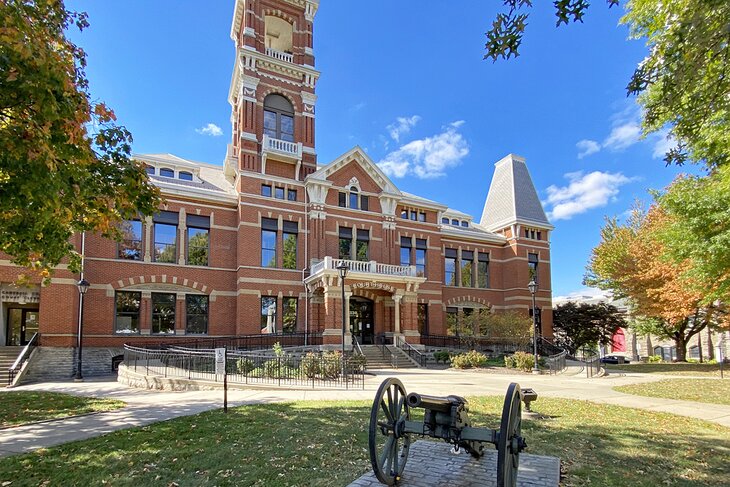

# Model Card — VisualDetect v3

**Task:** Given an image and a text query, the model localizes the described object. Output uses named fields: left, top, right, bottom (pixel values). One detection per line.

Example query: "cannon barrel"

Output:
left=406, top=392, right=465, bottom=413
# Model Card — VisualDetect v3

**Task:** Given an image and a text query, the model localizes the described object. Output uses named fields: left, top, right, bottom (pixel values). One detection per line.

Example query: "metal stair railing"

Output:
left=8, top=332, right=39, bottom=385
left=395, top=335, right=426, bottom=367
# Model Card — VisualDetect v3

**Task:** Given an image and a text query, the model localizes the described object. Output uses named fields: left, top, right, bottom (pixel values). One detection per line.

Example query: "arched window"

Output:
left=179, top=171, right=193, bottom=181
left=349, top=186, right=359, bottom=209
left=145, top=166, right=155, bottom=175
left=263, top=94, right=294, bottom=142
left=159, top=168, right=174, bottom=178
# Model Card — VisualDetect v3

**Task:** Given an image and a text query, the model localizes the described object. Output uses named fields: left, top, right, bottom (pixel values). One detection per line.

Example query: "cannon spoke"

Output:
left=369, top=378, right=411, bottom=485
left=497, top=382, right=523, bottom=487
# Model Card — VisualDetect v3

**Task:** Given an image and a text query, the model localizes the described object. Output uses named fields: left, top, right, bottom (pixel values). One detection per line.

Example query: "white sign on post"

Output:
left=215, top=347, right=226, bottom=375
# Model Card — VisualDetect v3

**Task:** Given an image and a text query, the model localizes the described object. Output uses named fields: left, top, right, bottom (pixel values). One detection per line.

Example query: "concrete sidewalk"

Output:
left=1, top=369, right=728, bottom=458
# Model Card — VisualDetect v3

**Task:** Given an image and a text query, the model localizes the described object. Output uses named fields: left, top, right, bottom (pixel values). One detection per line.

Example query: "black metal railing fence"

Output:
left=123, top=344, right=364, bottom=389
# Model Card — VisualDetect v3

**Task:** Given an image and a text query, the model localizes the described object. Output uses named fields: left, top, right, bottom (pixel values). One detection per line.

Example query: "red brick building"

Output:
left=1, top=0, right=554, bottom=377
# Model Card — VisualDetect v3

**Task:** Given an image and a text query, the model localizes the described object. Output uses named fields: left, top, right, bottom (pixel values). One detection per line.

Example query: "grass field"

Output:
left=605, top=362, right=726, bottom=377
left=0, top=391, right=125, bottom=428
left=0, top=396, right=727, bottom=486
left=614, top=378, right=730, bottom=406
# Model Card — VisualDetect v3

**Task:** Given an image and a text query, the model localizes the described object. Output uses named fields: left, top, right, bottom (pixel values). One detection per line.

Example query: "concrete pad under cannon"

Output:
left=348, top=440, right=560, bottom=487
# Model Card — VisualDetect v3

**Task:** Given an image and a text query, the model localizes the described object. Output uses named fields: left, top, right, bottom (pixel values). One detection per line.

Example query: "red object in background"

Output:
left=611, top=328, right=626, bottom=352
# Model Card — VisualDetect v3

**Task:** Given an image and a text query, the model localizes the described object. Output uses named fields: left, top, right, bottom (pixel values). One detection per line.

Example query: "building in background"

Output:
left=0, top=0, right=554, bottom=379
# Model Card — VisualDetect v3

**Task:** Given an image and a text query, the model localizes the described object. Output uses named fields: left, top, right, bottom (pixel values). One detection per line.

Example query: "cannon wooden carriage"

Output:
left=368, top=378, right=527, bottom=486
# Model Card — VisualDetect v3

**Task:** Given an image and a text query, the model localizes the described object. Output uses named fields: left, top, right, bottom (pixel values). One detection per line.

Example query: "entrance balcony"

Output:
left=307, top=256, right=424, bottom=285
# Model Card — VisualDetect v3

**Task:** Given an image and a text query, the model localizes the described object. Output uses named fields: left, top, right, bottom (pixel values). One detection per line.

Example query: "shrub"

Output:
left=450, top=350, right=488, bottom=369
left=319, top=351, right=342, bottom=379
left=348, top=353, right=367, bottom=372
left=300, top=352, right=320, bottom=378
left=504, top=351, right=536, bottom=372
left=648, top=355, right=663, bottom=363
left=235, top=357, right=255, bottom=374
left=433, top=351, right=451, bottom=363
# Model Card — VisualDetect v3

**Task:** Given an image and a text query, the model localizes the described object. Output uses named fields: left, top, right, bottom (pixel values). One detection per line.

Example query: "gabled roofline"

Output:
left=307, top=146, right=402, bottom=196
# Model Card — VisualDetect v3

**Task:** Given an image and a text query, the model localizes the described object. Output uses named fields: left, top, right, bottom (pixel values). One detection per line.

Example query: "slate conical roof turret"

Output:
left=480, top=154, right=553, bottom=232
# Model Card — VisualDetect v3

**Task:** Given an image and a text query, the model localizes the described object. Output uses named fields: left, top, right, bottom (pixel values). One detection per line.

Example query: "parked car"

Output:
left=601, top=355, right=630, bottom=365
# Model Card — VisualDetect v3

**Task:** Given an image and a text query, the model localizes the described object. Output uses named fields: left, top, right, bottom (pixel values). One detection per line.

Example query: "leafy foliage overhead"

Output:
left=485, top=0, right=730, bottom=168
left=0, top=0, right=161, bottom=280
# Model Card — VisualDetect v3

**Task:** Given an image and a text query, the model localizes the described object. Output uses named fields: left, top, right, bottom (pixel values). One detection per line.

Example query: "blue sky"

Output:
left=67, top=1, right=693, bottom=298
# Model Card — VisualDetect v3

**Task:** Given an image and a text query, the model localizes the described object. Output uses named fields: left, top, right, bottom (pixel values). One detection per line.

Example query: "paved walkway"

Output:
left=1, top=368, right=729, bottom=458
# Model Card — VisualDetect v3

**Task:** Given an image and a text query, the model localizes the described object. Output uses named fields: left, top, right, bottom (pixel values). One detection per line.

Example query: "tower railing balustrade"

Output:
left=265, top=47, right=294, bottom=63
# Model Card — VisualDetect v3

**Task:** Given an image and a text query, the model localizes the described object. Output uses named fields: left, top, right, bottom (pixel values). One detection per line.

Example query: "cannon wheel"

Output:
left=497, top=382, right=523, bottom=487
left=369, top=377, right=411, bottom=485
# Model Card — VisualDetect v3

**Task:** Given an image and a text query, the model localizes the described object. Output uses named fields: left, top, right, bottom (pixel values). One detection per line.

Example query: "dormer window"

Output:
left=442, top=217, right=449, bottom=224
left=179, top=171, right=193, bottom=181
left=451, top=219, right=458, bottom=226
left=264, top=94, right=294, bottom=142
left=461, top=221, right=468, bottom=228
left=145, top=166, right=155, bottom=175
left=159, top=168, right=174, bottom=178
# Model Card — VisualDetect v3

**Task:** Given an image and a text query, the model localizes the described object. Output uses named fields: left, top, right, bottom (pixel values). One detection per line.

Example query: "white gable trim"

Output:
left=306, top=146, right=402, bottom=196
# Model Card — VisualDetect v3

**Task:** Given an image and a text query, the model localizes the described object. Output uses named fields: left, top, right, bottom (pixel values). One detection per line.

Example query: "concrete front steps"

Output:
left=1, top=347, right=24, bottom=385
left=360, top=345, right=421, bottom=369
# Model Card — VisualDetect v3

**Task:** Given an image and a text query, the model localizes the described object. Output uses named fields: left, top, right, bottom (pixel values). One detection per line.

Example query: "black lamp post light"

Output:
left=528, top=279, right=539, bottom=374
left=75, top=278, right=90, bottom=381
left=336, top=262, right=349, bottom=379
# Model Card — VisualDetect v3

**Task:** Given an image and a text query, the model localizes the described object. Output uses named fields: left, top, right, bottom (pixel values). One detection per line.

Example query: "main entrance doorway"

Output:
left=350, top=297, right=374, bottom=345
left=6, top=308, right=39, bottom=346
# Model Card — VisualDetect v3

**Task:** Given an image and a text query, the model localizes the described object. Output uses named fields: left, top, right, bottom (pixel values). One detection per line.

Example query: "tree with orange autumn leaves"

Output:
left=586, top=205, right=729, bottom=362
left=0, top=1, right=160, bottom=281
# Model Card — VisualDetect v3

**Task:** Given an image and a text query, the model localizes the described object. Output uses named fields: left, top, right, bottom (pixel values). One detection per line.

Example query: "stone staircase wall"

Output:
left=19, top=347, right=125, bottom=385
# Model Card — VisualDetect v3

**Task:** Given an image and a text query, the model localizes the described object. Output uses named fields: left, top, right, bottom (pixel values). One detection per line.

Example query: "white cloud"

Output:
left=195, top=123, right=223, bottom=137
left=545, top=170, right=634, bottom=221
left=386, top=115, right=420, bottom=142
left=651, top=129, right=676, bottom=159
left=576, top=139, right=600, bottom=159
left=603, top=121, right=642, bottom=151
left=378, top=122, right=469, bottom=179
left=351, top=102, right=366, bottom=112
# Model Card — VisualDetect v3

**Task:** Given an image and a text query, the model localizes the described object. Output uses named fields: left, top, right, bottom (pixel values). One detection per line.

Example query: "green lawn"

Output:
left=614, top=378, right=730, bottom=406
left=605, top=362, right=726, bottom=377
left=0, top=397, right=727, bottom=486
left=0, top=392, right=125, bottom=428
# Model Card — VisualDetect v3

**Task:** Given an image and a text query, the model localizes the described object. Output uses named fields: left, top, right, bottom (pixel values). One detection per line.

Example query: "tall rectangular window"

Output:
left=261, top=218, right=278, bottom=267
left=444, top=249, right=457, bottom=286
left=151, top=293, right=175, bottom=334
left=261, top=296, right=277, bottom=333
left=186, top=295, right=208, bottom=334
left=400, top=236, right=412, bottom=267
left=356, top=229, right=369, bottom=261
left=415, top=239, right=427, bottom=277
left=339, top=227, right=352, bottom=260
left=477, top=252, right=490, bottom=288
left=261, top=184, right=272, bottom=197
left=282, top=297, right=297, bottom=333
left=287, top=189, right=297, bottom=201
left=186, top=215, right=210, bottom=266
left=360, top=195, right=369, bottom=211
left=282, top=221, right=298, bottom=269
left=528, top=253, right=539, bottom=283
left=461, top=250, right=474, bottom=287
left=417, top=303, right=428, bottom=335
left=338, top=192, right=347, bottom=208
left=446, top=307, right=458, bottom=336
left=115, top=291, right=141, bottom=334
left=153, top=211, right=178, bottom=263
left=119, top=220, right=142, bottom=260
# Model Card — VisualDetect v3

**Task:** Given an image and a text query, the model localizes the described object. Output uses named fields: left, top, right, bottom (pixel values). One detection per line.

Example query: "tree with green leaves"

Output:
left=552, top=301, right=626, bottom=354
left=486, top=0, right=730, bottom=168
left=585, top=205, right=727, bottom=361
left=0, top=0, right=161, bottom=281
left=655, top=166, right=730, bottom=304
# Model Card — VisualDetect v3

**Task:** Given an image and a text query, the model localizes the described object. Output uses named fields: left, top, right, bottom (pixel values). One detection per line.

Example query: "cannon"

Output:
left=368, top=378, right=527, bottom=486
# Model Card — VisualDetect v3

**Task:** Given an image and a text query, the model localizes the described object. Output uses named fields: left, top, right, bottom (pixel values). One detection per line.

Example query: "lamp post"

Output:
left=75, top=278, right=90, bottom=381
left=528, top=279, right=539, bottom=374
left=336, top=262, right=349, bottom=358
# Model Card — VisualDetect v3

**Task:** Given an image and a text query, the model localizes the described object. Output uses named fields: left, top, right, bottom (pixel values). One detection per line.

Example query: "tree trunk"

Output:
left=630, top=330, right=639, bottom=362
left=697, top=333, right=703, bottom=363
left=675, top=334, right=687, bottom=362
left=706, top=328, right=714, bottom=361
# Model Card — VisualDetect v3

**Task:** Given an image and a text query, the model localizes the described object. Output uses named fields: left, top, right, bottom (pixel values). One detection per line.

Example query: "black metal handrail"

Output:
left=8, top=332, right=39, bottom=385
left=374, top=334, right=398, bottom=368
left=122, top=344, right=364, bottom=389
left=421, top=334, right=531, bottom=354
left=546, top=350, right=568, bottom=375
left=395, top=336, right=426, bottom=367
left=128, top=332, right=323, bottom=351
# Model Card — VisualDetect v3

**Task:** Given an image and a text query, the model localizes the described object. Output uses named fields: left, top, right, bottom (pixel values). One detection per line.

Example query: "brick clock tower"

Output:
left=225, top=0, right=320, bottom=184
